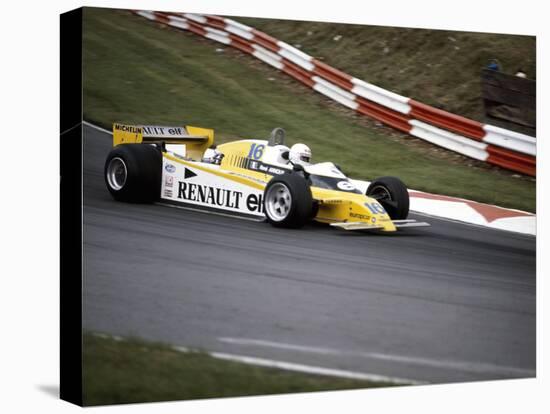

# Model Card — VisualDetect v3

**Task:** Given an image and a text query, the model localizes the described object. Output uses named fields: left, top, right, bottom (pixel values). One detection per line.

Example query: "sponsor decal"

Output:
left=165, top=164, right=176, bottom=173
left=176, top=181, right=264, bottom=213
left=266, top=166, right=285, bottom=175
left=164, top=189, right=173, bottom=198
left=246, top=194, right=264, bottom=213
left=165, top=175, right=174, bottom=187
left=142, top=125, right=187, bottom=137
left=178, top=182, right=243, bottom=209
left=337, top=181, right=357, bottom=191
left=114, top=123, right=141, bottom=134
left=350, top=212, right=370, bottom=220
left=248, top=160, right=286, bottom=176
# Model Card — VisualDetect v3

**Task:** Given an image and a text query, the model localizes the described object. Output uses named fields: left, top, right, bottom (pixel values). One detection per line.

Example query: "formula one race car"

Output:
left=104, top=123, right=429, bottom=231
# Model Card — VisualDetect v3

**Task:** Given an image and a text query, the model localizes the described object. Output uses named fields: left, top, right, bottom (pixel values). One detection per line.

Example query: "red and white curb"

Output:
left=133, top=10, right=536, bottom=177
left=409, top=190, right=535, bottom=235
left=84, top=121, right=535, bottom=236
left=350, top=180, right=535, bottom=236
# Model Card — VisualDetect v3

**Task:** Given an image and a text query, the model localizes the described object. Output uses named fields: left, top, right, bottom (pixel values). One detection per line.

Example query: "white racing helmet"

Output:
left=289, top=143, right=312, bottom=165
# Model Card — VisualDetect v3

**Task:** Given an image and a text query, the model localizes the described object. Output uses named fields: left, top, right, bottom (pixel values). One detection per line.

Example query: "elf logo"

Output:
left=246, top=193, right=264, bottom=213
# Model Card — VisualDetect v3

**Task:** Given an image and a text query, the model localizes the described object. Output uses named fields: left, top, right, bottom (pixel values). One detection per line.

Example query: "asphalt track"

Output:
left=82, top=123, right=536, bottom=384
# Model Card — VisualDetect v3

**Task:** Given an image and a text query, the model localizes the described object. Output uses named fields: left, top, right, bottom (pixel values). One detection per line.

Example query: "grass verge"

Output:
left=83, top=8, right=535, bottom=212
left=83, top=333, right=391, bottom=406
left=237, top=15, right=536, bottom=126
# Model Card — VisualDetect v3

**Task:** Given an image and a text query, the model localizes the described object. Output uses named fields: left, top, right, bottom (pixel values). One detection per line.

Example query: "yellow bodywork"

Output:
left=113, top=123, right=142, bottom=145
left=185, top=126, right=214, bottom=160
left=312, top=188, right=397, bottom=231
left=217, top=141, right=269, bottom=179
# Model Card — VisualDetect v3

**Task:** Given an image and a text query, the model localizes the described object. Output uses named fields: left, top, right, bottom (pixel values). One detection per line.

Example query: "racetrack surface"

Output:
left=83, top=124, right=535, bottom=384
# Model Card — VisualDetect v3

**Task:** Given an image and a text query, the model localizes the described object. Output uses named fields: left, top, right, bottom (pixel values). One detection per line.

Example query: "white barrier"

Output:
left=183, top=13, right=207, bottom=24
left=351, top=79, right=411, bottom=114
left=482, top=124, right=536, bottom=156
left=312, top=76, right=358, bottom=110
left=204, top=27, right=231, bottom=44
left=252, top=45, right=284, bottom=70
left=224, top=19, right=255, bottom=40
left=277, top=42, right=315, bottom=71
left=167, top=15, right=189, bottom=30
left=409, top=120, right=489, bottom=161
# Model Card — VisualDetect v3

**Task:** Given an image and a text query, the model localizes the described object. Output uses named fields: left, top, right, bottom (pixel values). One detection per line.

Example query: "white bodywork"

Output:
left=160, top=155, right=266, bottom=218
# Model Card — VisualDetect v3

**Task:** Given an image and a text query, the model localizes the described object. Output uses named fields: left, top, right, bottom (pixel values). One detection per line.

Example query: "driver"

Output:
left=289, top=143, right=312, bottom=166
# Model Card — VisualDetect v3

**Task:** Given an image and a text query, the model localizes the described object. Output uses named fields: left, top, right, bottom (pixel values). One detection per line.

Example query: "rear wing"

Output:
left=112, top=123, right=214, bottom=160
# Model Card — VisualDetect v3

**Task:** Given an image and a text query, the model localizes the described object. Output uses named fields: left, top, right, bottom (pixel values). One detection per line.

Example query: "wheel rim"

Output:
left=106, top=157, right=127, bottom=190
left=369, top=185, right=392, bottom=202
left=265, top=183, right=292, bottom=221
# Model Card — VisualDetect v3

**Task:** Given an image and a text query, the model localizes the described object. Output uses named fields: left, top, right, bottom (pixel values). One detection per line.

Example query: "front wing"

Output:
left=330, top=219, right=430, bottom=231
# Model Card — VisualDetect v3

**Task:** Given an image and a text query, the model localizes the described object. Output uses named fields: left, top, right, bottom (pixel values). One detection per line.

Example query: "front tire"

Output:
left=366, top=176, right=409, bottom=220
left=104, top=144, right=162, bottom=203
left=264, top=173, right=312, bottom=228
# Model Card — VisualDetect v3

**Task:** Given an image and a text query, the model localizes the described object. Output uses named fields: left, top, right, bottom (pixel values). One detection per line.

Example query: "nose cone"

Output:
left=352, top=198, right=397, bottom=231
left=315, top=194, right=397, bottom=231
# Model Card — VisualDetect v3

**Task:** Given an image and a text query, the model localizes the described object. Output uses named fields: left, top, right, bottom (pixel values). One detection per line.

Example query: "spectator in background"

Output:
left=515, top=69, right=527, bottom=78
left=487, top=59, right=500, bottom=71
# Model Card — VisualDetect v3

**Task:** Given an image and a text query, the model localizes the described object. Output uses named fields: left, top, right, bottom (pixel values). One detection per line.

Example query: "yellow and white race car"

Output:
left=104, top=123, right=429, bottom=231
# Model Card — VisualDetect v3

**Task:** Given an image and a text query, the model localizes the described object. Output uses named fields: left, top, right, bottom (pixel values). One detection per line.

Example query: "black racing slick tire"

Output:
left=104, top=144, right=162, bottom=203
left=366, top=176, right=409, bottom=220
left=263, top=173, right=313, bottom=228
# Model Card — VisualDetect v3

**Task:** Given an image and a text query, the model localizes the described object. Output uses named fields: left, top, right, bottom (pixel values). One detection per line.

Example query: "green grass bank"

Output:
left=238, top=15, right=535, bottom=124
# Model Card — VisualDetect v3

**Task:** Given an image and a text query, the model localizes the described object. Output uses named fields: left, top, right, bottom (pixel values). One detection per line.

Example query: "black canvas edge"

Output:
left=60, top=7, right=83, bottom=407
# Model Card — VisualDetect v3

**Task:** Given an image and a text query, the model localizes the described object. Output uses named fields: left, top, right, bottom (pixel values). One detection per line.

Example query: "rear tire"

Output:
left=104, top=144, right=162, bottom=203
left=264, top=173, right=312, bottom=228
left=366, top=176, right=409, bottom=220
